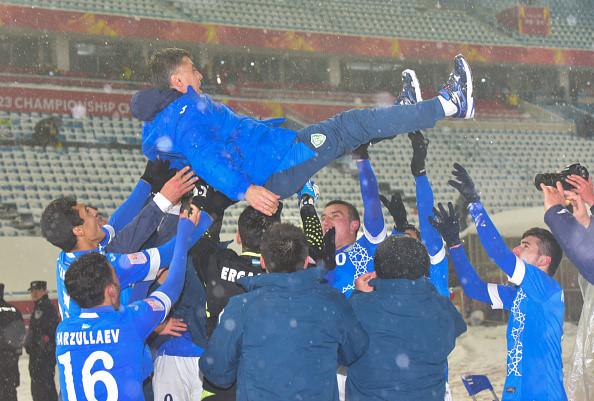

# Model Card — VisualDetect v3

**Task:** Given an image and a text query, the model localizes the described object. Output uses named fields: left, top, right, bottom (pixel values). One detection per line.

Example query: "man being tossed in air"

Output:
left=132, top=49, right=475, bottom=216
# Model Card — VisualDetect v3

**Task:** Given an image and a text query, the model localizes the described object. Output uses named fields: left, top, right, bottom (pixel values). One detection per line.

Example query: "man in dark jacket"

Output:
left=0, top=283, right=26, bottom=401
left=25, top=281, right=59, bottom=401
left=346, top=236, right=466, bottom=401
left=200, top=223, right=368, bottom=401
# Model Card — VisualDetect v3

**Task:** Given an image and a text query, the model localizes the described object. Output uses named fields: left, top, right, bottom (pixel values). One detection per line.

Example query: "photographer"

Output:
left=542, top=175, right=594, bottom=284
left=541, top=176, right=594, bottom=401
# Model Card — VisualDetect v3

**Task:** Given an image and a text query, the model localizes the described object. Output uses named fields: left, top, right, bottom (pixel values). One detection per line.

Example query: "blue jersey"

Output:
left=325, top=227, right=386, bottom=298
left=485, top=258, right=566, bottom=401
left=56, top=294, right=170, bottom=401
left=56, top=227, right=161, bottom=320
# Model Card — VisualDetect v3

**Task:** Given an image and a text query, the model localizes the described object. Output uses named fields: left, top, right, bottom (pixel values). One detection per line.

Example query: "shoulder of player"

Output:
left=523, top=261, right=561, bottom=288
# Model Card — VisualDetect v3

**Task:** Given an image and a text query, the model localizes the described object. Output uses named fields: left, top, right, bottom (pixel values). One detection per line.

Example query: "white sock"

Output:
left=438, top=95, right=457, bottom=117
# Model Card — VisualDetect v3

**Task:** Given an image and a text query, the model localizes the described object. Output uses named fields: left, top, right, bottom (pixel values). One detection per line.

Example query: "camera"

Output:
left=534, top=163, right=589, bottom=191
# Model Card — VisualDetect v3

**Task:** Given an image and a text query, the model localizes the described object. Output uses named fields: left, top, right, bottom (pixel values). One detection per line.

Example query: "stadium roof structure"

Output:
left=0, top=2, right=594, bottom=68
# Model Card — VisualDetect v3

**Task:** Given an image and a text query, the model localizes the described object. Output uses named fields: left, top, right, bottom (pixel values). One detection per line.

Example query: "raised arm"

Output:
left=543, top=184, right=594, bottom=284
left=105, top=166, right=200, bottom=253
left=449, top=163, right=517, bottom=277
left=353, top=146, right=386, bottom=242
left=133, top=207, right=201, bottom=338
left=430, top=202, right=516, bottom=309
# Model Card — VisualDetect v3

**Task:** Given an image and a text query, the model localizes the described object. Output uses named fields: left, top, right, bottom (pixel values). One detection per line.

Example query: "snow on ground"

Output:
left=15, top=323, right=578, bottom=401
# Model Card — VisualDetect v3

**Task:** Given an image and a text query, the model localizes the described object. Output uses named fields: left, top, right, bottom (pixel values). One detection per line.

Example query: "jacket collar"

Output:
left=238, top=267, right=323, bottom=292
left=371, top=276, right=434, bottom=294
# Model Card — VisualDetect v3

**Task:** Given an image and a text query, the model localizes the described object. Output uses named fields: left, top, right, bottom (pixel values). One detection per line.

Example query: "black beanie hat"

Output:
left=374, top=236, right=430, bottom=280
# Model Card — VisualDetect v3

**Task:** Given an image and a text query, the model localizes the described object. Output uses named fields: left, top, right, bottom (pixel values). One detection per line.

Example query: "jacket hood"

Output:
left=238, top=267, right=323, bottom=292
left=131, top=87, right=183, bottom=122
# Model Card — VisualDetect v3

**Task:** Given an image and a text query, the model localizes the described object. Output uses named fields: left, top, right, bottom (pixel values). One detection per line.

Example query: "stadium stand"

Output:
left=2, top=0, right=592, bottom=49
left=0, top=95, right=589, bottom=237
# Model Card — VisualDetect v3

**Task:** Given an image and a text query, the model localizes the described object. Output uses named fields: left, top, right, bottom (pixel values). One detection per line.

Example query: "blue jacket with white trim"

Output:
left=133, top=87, right=296, bottom=201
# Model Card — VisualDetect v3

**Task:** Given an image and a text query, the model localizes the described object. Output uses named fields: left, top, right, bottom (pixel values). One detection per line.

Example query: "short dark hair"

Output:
left=40, top=196, right=83, bottom=252
left=521, top=227, right=563, bottom=276
left=260, top=223, right=308, bottom=273
left=325, top=200, right=360, bottom=222
left=149, top=48, right=191, bottom=88
left=374, top=236, right=430, bottom=280
left=65, top=253, right=114, bottom=308
left=402, top=224, right=421, bottom=240
left=238, top=206, right=281, bottom=252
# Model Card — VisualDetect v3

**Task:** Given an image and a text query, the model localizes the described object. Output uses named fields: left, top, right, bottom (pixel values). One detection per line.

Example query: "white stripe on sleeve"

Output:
left=487, top=283, right=504, bottom=310
left=429, top=245, right=446, bottom=265
left=144, top=248, right=161, bottom=281
left=151, top=291, right=172, bottom=318
left=507, top=256, right=526, bottom=285
left=363, top=224, right=388, bottom=245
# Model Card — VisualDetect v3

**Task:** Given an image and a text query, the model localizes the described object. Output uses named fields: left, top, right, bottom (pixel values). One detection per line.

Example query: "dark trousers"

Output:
left=264, top=98, right=445, bottom=198
left=0, top=354, right=19, bottom=401
left=29, top=353, right=58, bottom=401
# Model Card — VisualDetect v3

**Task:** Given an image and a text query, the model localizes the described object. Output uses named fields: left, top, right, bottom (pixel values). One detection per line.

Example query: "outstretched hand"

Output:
left=160, top=166, right=200, bottom=205
left=429, top=202, right=461, bottom=247
left=379, top=193, right=408, bottom=231
left=448, top=163, right=480, bottom=203
left=245, top=185, right=280, bottom=216
left=408, top=131, right=428, bottom=176
left=155, top=317, right=188, bottom=337
left=355, top=272, right=376, bottom=293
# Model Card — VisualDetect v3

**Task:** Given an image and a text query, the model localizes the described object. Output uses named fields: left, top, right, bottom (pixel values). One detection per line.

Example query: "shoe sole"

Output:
left=403, top=69, right=423, bottom=102
left=457, top=56, right=474, bottom=119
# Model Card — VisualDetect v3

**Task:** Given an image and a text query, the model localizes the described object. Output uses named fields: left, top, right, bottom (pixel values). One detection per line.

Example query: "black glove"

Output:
left=321, top=227, right=336, bottom=270
left=408, top=131, right=428, bottom=176
left=141, top=159, right=177, bottom=194
left=351, top=143, right=370, bottom=160
left=379, top=193, right=409, bottom=232
left=429, top=202, right=461, bottom=247
left=448, top=162, right=480, bottom=203
left=190, top=177, right=237, bottom=220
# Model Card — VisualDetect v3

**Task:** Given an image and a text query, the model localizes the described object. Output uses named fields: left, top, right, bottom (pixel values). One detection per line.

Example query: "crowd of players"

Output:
left=1, top=47, right=593, bottom=401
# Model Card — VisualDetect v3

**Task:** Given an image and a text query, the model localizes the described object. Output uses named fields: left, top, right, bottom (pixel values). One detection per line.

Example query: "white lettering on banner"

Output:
left=0, top=89, right=131, bottom=117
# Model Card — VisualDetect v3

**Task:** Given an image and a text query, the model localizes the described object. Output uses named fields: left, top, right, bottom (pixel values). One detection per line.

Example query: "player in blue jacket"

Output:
left=430, top=164, right=567, bottom=401
left=55, top=205, right=205, bottom=401
left=132, top=48, right=474, bottom=216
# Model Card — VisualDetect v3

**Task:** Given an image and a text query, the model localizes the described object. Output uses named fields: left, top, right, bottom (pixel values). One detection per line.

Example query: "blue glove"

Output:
left=448, top=163, right=480, bottom=203
left=429, top=202, right=461, bottom=247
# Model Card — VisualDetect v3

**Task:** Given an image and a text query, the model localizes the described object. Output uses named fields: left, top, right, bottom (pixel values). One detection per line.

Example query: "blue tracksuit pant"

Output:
left=264, top=98, right=445, bottom=197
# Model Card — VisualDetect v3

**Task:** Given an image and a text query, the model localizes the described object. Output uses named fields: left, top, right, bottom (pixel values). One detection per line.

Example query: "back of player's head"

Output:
left=238, top=206, right=280, bottom=252
left=65, top=252, right=114, bottom=309
left=325, top=200, right=360, bottom=222
left=374, top=236, right=430, bottom=280
left=41, top=196, right=83, bottom=252
left=402, top=224, right=421, bottom=240
left=260, top=223, right=308, bottom=273
left=522, top=227, right=563, bottom=276
left=149, top=48, right=191, bottom=88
